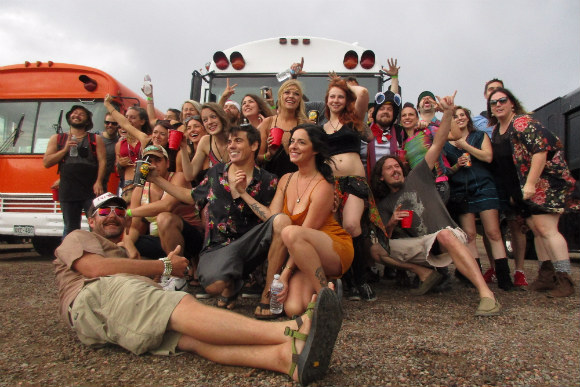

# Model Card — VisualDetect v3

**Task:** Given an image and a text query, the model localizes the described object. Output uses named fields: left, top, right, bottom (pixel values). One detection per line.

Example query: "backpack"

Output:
left=56, top=132, right=97, bottom=174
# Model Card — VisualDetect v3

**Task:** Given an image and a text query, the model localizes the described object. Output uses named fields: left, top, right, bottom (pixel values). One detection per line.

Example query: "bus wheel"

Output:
left=32, top=237, right=61, bottom=257
left=501, top=220, right=514, bottom=259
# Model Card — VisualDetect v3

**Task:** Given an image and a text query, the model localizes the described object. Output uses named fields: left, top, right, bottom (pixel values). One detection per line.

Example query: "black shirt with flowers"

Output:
left=192, top=163, right=278, bottom=252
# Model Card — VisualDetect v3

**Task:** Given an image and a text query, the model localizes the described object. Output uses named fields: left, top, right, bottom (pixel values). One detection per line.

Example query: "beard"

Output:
left=376, top=116, right=393, bottom=128
left=389, top=181, right=404, bottom=190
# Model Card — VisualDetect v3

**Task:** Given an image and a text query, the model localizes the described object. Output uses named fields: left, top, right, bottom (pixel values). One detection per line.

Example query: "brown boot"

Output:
left=529, top=261, right=556, bottom=291
left=548, top=272, right=575, bottom=298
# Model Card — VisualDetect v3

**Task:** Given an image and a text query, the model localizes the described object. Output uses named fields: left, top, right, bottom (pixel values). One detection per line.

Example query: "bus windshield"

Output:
left=208, top=74, right=382, bottom=104
left=0, top=101, right=106, bottom=154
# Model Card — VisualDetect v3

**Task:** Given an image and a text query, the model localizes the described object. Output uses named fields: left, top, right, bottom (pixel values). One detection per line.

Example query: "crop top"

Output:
left=327, top=124, right=361, bottom=156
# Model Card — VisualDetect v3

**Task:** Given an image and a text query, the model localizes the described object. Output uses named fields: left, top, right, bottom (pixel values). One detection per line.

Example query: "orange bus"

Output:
left=0, top=61, right=157, bottom=255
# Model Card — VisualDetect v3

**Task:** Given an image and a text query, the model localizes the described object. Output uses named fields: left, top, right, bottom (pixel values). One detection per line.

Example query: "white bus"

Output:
left=190, top=37, right=392, bottom=105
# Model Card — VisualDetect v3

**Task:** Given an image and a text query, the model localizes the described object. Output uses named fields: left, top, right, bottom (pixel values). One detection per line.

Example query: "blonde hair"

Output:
left=277, top=79, right=308, bottom=124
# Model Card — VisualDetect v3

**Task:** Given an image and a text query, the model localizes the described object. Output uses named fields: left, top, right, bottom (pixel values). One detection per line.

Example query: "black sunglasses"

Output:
left=104, top=120, right=119, bottom=126
left=490, top=97, right=509, bottom=106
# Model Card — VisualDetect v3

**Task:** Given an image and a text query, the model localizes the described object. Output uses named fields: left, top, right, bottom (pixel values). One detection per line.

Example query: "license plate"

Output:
left=14, top=225, right=35, bottom=236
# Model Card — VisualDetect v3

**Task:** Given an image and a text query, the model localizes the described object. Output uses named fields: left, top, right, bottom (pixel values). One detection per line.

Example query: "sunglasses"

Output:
left=490, top=97, right=509, bottom=106
left=375, top=92, right=402, bottom=106
left=93, top=206, right=126, bottom=217
left=104, top=121, right=119, bottom=126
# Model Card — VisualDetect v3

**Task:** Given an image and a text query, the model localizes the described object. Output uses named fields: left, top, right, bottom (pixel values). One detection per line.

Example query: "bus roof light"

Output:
left=303, top=39, right=310, bottom=45
left=360, top=50, right=375, bottom=69
left=79, top=75, right=97, bottom=92
left=213, top=51, right=229, bottom=70
left=36, top=61, right=42, bottom=67
left=230, top=51, right=245, bottom=70
left=279, top=38, right=287, bottom=44
left=343, top=50, right=359, bottom=70
left=291, top=38, right=299, bottom=45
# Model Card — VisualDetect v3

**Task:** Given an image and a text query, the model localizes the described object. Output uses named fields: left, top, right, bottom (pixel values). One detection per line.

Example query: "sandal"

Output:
left=285, top=287, right=343, bottom=386
left=216, top=293, right=238, bottom=310
left=254, top=302, right=281, bottom=320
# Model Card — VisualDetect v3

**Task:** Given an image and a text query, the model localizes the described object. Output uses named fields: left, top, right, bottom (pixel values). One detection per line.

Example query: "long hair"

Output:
left=370, top=155, right=409, bottom=200
left=181, top=100, right=202, bottom=121
left=242, top=94, right=273, bottom=119
left=453, top=106, right=475, bottom=133
left=277, top=80, right=308, bottom=124
left=324, top=79, right=362, bottom=130
left=128, top=106, right=152, bottom=135
left=290, top=124, right=334, bottom=183
left=201, top=102, right=230, bottom=135
left=486, top=87, right=528, bottom=127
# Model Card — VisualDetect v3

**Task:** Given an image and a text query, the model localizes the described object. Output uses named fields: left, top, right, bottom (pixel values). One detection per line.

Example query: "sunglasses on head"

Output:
left=104, top=120, right=119, bottom=126
left=93, top=206, right=126, bottom=217
left=490, top=97, right=509, bottom=106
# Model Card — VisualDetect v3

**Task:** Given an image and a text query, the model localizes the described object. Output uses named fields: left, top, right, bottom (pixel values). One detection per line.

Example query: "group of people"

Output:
left=47, top=58, right=578, bottom=383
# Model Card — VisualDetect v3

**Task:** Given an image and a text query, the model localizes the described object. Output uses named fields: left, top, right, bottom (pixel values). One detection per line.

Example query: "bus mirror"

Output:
left=79, top=75, right=97, bottom=92
left=213, top=51, right=229, bottom=70
left=230, top=52, right=245, bottom=70
left=191, top=71, right=203, bottom=102
left=343, top=50, right=359, bottom=70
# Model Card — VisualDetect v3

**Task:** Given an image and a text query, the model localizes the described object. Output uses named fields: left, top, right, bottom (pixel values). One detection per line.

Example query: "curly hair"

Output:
left=369, top=155, right=409, bottom=200
left=324, top=79, right=362, bottom=130
left=486, top=88, right=528, bottom=127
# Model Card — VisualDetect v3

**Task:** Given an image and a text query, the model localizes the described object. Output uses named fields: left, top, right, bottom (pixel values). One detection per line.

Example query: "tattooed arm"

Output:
left=235, top=171, right=285, bottom=221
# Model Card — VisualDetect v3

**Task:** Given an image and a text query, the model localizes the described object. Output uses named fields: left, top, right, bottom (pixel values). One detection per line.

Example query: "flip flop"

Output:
left=285, top=287, right=343, bottom=386
left=254, top=302, right=281, bottom=320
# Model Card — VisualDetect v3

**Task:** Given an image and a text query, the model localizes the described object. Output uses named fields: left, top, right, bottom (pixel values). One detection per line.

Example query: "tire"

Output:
left=32, top=236, right=61, bottom=257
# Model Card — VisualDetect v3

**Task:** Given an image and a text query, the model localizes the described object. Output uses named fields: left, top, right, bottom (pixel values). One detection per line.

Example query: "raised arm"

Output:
left=218, top=78, right=237, bottom=107
left=181, top=135, right=210, bottom=181
left=104, top=94, right=150, bottom=148
left=237, top=171, right=285, bottom=221
left=348, top=82, right=370, bottom=123
left=382, top=58, right=400, bottom=95
left=425, top=91, right=456, bottom=169
left=149, top=170, right=195, bottom=205
left=142, top=84, right=158, bottom=128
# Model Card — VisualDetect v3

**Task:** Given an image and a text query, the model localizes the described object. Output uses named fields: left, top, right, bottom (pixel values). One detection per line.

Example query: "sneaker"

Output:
left=194, top=288, right=211, bottom=299
left=513, top=270, right=529, bottom=287
left=162, top=277, right=188, bottom=292
left=241, top=280, right=263, bottom=299
left=358, top=282, right=377, bottom=302
left=347, top=286, right=361, bottom=301
left=482, top=268, right=496, bottom=283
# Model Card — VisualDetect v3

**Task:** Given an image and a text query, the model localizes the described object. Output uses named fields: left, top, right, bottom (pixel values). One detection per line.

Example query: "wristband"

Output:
left=263, top=153, right=270, bottom=162
left=126, top=208, right=132, bottom=217
left=159, top=257, right=172, bottom=277
left=146, top=97, right=153, bottom=101
left=391, top=75, right=398, bottom=79
left=283, top=265, right=295, bottom=274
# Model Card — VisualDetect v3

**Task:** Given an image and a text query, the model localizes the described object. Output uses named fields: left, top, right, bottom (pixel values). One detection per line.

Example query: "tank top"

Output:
left=327, top=124, right=361, bottom=156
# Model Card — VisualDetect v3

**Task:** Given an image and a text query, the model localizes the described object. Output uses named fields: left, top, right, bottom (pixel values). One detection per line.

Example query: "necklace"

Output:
left=296, top=171, right=318, bottom=203
left=329, top=120, right=341, bottom=133
left=213, top=136, right=226, bottom=162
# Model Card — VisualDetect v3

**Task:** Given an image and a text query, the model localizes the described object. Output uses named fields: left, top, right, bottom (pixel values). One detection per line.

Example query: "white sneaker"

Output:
left=162, top=277, right=188, bottom=292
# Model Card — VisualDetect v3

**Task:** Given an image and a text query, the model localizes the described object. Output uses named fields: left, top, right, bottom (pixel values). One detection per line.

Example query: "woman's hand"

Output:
left=456, top=153, right=470, bottom=167
left=455, top=137, right=468, bottom=150
left=266, top=132, right=280, bottom=155
left=118, top=156, right=133, bottom=167
left=141, top=84, right=153, bottom=99
left=522, top=181, right=536, bottom=200
left=382, top=57, right=399, bottom=77
left=222, top=78, right=237, bottom=100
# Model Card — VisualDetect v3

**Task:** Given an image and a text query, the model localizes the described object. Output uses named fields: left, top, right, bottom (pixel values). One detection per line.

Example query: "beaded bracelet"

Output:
left=159, top=257, right=172, bottom=277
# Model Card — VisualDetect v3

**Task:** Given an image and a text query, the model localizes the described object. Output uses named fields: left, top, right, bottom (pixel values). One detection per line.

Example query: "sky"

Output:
left=1, top=0, right=579, bottom=117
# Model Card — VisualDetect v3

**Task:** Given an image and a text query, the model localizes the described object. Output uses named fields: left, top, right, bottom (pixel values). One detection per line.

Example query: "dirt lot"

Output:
left=0, top=247, right=578, bottom=387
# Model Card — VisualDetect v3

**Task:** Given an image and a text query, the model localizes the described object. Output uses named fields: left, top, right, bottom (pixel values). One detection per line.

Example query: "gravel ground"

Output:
left=0, top=250, right=578, bottom=387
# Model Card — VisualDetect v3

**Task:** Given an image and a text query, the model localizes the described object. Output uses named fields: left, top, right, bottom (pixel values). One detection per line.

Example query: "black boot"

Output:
left=495, top=258, right=513, bottom=291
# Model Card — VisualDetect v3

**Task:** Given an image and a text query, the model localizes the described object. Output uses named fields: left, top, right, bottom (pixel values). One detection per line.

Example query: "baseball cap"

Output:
left=142, top=145, right=169, bottom=159
left=88, top=193, right=127, bottom=216
left=417, top=91, right=436, bottom=107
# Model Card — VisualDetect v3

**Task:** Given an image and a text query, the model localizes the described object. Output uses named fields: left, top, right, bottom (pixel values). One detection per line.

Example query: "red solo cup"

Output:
left=51, top=187, right=59, bottom=201
left=270, top=127, right=284, bottom=147
left=396, top=149, right=407, bottom=161
left=168, top=130, right=184, bottom=150
left=400, top=210, right=414, bottom=228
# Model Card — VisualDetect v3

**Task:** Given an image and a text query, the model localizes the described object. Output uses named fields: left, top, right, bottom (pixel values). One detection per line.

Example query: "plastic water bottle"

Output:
left=69, top=135, right=78, bottom=157
left=276, top=68, right=294, bottom=83
left=270, top=274, right=284, bottom=314
left=142, top=74, right=152, bottom=95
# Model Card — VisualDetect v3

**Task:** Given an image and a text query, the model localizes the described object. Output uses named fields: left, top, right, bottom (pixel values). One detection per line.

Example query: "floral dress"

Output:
left=492, top=115, right=579, bottom=213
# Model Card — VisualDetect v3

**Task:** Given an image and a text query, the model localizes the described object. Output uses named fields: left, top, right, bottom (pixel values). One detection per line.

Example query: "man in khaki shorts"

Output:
left=368, top=92, right=501, bottom=317
left=54, top=192, right=342, bottom=386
